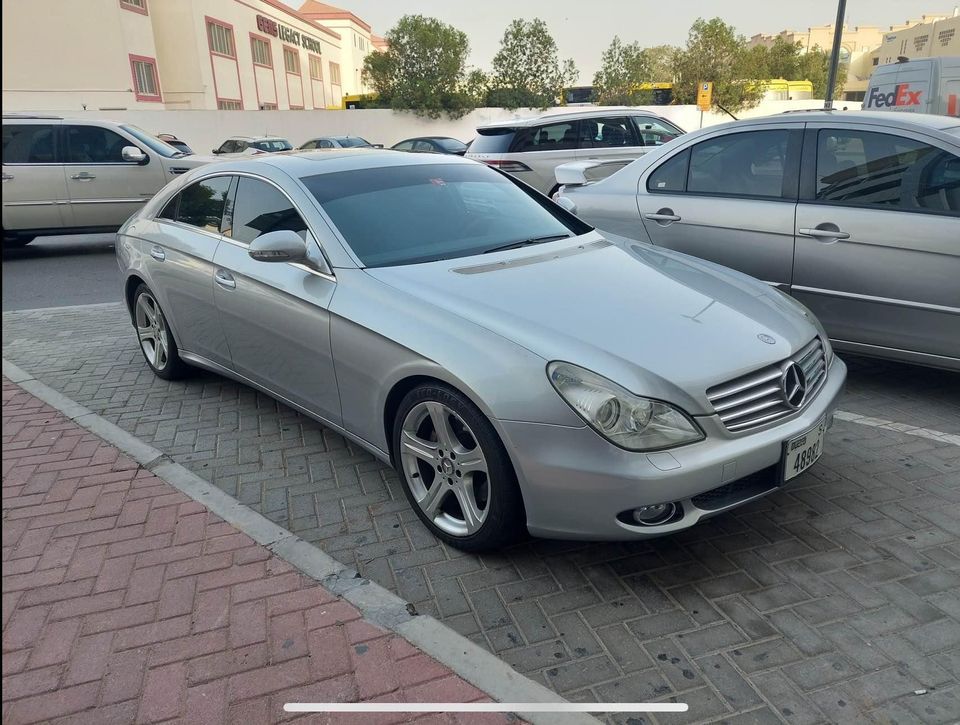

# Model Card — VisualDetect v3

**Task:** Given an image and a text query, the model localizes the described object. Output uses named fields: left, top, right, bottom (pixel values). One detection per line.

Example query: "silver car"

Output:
left=466, top=108, right=684, bottom=197
left=555, top=111, right=960, bottom=371
left=116, top=150, right=846, bottom=550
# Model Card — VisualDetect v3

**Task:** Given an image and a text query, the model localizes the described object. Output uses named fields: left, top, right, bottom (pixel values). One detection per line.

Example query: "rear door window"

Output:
left=176, top=175, right=232, bottom=232
left=510, top=121, right=580, bottom=153
left=2, top=124, right=58, bottom=164
left=688, top=130, right=790, bottom=198
left=579, top=117, right=640, bottom=148
left=647, top=149, right=690, bottom=192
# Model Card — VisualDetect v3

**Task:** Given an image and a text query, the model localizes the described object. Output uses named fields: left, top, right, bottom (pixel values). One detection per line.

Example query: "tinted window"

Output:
left=816, top=129, right=959, bottom=214
left=632, top=117, right=683, bottom=147
left=64, top=126, right=130, bottom=163
left=413, top=140, right=436, bottom=152
left=159, top=194, right=179, bottom=220
left=2, top=124, right=57, bottom=163
left=120, top=125, right=178, bottom=157
left=580, top=117, right=639, bottom=148
left=302, top=163, right=588, bottom=267
left=300, top=140, right=318, bottom=150
left=228, top=178, right=308, bottom=244
left=217, top=141, right=237, bottom=153
left=510, top=122, right=579, bottom=153
left=469, top=129, right=515, bottom=153
left=176, top=176, right=231, bottom=232
left=688, top=130, right=789, bottom=198
left=337, top=137, right=370, bottom=148
left=647, top=149, right=690, bottom=193
left=393, top=140, right=414, bottom=151
left=253, top=139, right=293, bottom=152
left=435, top=138, right=467, bottom=153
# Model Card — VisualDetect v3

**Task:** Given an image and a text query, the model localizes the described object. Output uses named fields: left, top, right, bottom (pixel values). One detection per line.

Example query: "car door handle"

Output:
left=1, top=173, right=13, bottom=182
left=644, top=210, right=681, bottom=223
left=798, top=227, right=850, bottom=241
left=214, top=269, right=236, bottom=289
left=70, top=172, right=96, bottom=181
left=149, top=246, right=165, bottom=261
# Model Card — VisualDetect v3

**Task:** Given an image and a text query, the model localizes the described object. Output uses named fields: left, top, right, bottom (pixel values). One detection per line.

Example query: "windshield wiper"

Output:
left=482, top=234, right=571, bottom=254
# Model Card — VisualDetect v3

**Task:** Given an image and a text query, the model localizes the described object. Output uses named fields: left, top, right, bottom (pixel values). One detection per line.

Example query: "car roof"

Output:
left=226, top=136, right=288, bottom=142
left=214, top=148, right=474, bottom=177
left=711, top=109, right=960, bottom=133
left=477, top=107, right=669, bottom=130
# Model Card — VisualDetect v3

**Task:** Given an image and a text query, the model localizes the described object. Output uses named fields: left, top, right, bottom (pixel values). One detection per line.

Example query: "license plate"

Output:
left=783, top=417, right=826, bottom=483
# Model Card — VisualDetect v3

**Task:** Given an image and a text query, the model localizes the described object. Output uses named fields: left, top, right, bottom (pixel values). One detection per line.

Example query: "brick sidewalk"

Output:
left=2, top=379, right=513, bottom=725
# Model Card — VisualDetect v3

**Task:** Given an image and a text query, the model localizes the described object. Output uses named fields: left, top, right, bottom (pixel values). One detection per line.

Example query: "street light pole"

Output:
left=823, top=0, right=847, bottom=109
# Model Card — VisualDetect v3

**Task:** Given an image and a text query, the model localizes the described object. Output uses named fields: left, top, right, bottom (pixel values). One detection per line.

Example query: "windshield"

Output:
left=435, top=138, right=468, bottom=153
left=302, top=163, right=590, bottom=267
left=254, top=139, right=293, bottom=152
left=121, top=125, right=182, bottom=157
left=338, top=137, right=371, bottom=148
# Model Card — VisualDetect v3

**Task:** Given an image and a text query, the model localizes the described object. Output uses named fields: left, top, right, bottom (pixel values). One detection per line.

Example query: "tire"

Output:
left=392, top=383, right=526, bottom=552
left=132, top=284, right=189, bottom=380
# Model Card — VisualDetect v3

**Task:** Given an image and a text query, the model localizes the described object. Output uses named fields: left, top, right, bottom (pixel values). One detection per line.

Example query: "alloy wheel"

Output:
left=135, top=292, right=170, bottom=371
left=399, top=401, right=490, bottom=537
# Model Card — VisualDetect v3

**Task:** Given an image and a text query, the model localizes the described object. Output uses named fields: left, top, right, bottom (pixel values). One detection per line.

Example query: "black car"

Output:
left=390, top=136, right=468, bottom=155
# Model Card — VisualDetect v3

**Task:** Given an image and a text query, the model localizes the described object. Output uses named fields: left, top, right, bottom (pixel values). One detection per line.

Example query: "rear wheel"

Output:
left=392, top=383, right=526, bottom=551
left=133, top=284, right=189, bottom=380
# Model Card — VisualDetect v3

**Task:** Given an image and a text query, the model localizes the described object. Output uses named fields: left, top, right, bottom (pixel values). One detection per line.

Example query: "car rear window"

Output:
left=435, top=138, right=467, bottom=153
left=468, top=129, right=516, bottom=153
left=254, top=139, right=293, bottom=152
left=302, top=162, right=589, bottom=267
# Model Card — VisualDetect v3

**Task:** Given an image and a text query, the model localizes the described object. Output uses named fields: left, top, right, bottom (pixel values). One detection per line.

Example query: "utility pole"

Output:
left=823, top=0, right=847, bottom=109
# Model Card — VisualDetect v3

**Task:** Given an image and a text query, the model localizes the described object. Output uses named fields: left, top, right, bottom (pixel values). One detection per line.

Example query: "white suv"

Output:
left=465, top=108, right=684, bottom=196
left=2, top=115, right=214, bottom=246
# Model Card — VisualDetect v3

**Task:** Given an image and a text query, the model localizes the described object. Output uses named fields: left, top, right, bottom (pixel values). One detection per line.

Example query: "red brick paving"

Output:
left=2, top=379, right=514, bottom=724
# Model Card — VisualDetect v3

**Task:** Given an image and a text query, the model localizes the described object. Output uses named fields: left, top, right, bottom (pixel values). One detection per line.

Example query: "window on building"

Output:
left=2, top=125, right=57, bottom=164
left=207, top=21, right=235, bottom=57
left=309, top=55, right=323, bottom=81
left=129, top=56, right=161, bottom=101
left=119, top=0, right=147, bottom=14
left=283, top=48, right=300, bottom=74
left=329, top=62, right=341, bottom=86
left=218, top=99, right=242, bottom=110
left=251, top=37, right=271, bottom=67
left=872, top=57, right=879, bottom=66
left=227, top=178, right=308, bottom=244
left=816, top=129, right=959, bottom=214
left=260, top=103, right=278, bottom=110
left=940, top=28, right=956, bottom=46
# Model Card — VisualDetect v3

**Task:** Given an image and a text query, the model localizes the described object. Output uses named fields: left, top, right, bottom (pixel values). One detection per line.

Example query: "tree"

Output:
left=592, top=36, right=650, bottom=105
left=671, top=18, right=764, bottom=113
left=489, top=19, right=578, bottom=108
left=743, top=36, right=847, bottom=99
left=360, top=15, right=477, bottom=118
left=643, top=45, right=677, bottom=83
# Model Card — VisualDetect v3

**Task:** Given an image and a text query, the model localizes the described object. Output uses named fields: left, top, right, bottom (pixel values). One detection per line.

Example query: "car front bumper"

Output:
left=500, top=357, right=847, bottom=540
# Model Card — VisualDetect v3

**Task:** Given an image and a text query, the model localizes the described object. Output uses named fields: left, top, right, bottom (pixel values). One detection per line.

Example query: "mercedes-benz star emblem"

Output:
left=757, top=333, right=776, bottom=345
left=781, top=362, right=807, bottom=409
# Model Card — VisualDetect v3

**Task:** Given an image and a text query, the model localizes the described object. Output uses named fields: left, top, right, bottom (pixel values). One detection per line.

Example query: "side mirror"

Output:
left=122, top=146, right=147, bottom=163
left=248, top=230, right=308, bottom=263
left=212, top=148, right=221, bottom=154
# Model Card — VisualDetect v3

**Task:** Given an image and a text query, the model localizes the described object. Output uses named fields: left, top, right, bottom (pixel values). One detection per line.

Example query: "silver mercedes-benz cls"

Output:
left=116, top=149, right=847, bottom=551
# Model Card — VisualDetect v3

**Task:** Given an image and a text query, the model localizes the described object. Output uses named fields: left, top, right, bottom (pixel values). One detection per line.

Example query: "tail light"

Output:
left=482, top=159, right=532, bottom=173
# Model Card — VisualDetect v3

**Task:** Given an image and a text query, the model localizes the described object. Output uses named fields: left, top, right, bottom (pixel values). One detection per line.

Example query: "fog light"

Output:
left=632, top=502, right=677, bottom=525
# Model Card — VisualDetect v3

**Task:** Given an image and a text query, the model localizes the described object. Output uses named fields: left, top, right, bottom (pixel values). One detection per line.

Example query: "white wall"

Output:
left=25, top=100, right=861, bottom=155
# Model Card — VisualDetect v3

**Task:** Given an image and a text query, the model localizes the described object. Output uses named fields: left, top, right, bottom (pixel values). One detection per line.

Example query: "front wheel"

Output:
left=133, top=284, right=189, bottom=380
left=392, top=384, right=526, bottom=551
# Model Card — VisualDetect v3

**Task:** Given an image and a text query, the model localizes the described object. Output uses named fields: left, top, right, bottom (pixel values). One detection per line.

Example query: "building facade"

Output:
left=2, top=0, right=382, bottom=112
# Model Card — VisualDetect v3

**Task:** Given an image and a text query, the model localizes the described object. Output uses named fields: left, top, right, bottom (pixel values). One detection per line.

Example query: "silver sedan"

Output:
left=554, top=111, right=960, bottom=371
left=117, top=150, right=846, bottom=550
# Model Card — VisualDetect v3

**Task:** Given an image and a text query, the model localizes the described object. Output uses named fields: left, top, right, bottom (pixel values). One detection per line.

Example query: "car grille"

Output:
left=706, top=337, right=827, bottom=433
left=168, top=167, right=190, bottom=175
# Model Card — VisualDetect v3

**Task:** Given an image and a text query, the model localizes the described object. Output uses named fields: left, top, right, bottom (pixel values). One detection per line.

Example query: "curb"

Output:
left=2, top=359, right=600, bottom=725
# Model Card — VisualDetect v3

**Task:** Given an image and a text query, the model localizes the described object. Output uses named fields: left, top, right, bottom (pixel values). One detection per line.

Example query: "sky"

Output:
left=285, top=0, right=951, bottom=81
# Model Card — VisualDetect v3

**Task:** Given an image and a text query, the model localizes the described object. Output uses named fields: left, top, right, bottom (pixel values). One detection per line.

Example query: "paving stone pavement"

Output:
left=4, top=302, right=960, bottom=724
left=2, top=378, right=514, bottom=725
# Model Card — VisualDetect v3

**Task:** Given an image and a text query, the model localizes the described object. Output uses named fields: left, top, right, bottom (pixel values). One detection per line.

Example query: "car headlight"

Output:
left=547, top=362, right=704, bottom=451
left=773, top=290, right=834, bottom=365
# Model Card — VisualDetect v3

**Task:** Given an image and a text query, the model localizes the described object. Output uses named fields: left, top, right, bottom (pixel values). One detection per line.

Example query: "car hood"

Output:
left=364, top=233, right=817, bottom=414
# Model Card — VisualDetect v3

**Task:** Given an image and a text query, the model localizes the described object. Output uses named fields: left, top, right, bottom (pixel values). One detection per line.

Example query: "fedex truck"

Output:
left=864, top=57, right=960, bottom=117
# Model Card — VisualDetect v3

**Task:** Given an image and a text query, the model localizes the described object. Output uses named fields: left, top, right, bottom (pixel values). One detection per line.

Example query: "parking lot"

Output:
left=3, top=246, right=959, bottom=723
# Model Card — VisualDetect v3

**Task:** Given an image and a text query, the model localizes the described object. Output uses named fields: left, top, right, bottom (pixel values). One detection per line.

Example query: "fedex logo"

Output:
left=866, top=83, right=923, bottom=109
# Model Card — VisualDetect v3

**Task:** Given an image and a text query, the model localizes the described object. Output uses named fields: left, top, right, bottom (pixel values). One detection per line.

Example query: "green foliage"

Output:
left=745, top=36, right=847, bottom=98
left=592, top=38, right=679, bottom=105
left=671, top=18, right=765, bottom=112
left=360, top=15, right=478, bottom=119
left=489, top=19, right=578, bottom=109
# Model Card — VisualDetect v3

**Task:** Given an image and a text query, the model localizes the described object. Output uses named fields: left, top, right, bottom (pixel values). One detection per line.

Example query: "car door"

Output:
left=2, top=121, right=70, bottom=233
left=148, top=174, right=233, bottom=365
left=792, top=123, right=960, bottom=362
left=508, top=120, right=581, bottom=194
left=212, top=174, right=340, bottom=423
left=62, top=123, right=165, bottom=229
left=637, top=125, right=802, bottom=289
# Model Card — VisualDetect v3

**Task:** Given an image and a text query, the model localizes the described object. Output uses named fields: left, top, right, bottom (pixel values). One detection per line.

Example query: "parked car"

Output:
left=2, top=114, right=213, bottom=247
left=299, top=136, right=382, bottom=150
left=554, top=111, right=960, bottom=370
left=391, top=137, right=468, bottom=155
left=466, top=108, right=684, bottom=196
left=117, top=149, right=846, bottom=550
left=157, top=133, right=194, bottom=155
left=213, top=136, right=292, bottom=155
